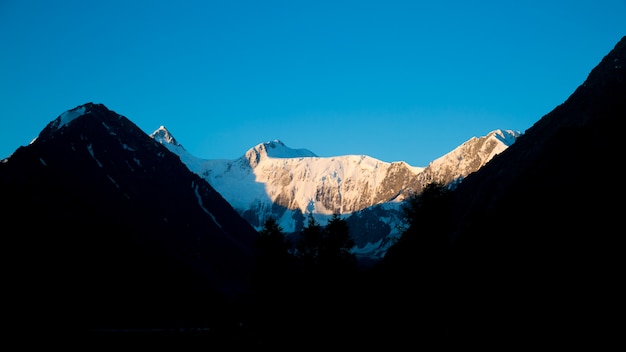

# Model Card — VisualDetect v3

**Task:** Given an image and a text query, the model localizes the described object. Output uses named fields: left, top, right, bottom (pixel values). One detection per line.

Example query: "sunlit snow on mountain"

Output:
left=153, top=135, right=423, bottom=221
left=151, top=128, right=519, bottom=259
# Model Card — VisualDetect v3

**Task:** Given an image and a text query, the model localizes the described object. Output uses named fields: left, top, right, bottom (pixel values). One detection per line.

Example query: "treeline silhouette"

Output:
left=239, top=182, right=457, bottom=347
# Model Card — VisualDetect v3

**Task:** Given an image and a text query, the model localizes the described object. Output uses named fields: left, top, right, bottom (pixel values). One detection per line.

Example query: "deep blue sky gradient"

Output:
left=1, top=0, right=624, bottom=165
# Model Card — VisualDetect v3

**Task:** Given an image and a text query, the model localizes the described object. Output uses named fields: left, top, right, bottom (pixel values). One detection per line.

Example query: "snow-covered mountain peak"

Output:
left=422, top=129, right=522, bottom=187
left=149, top=126, right=193, bottom=165
left=151, top=125, right=182, bottom=148
left=258, top=139, right=317, bottom=158
left=243, top=139, right=317, bottom=167
left=488, top=129, right=522, bottom=145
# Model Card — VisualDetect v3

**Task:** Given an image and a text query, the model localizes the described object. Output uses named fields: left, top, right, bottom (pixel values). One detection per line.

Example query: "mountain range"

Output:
left=0, top=101, right=519, bottom=338
left=1, top=36, right=623, bottom=344
left=151, top=125, right=520, bottom=259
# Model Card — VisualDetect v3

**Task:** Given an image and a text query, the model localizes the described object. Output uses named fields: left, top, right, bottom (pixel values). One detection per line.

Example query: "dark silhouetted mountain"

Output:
left=380, top=36, right=626, bottom=344
left=0, top=103, right=259, bottom=335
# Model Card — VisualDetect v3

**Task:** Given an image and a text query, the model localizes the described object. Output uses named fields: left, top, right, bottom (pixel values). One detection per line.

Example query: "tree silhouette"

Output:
left=291, top=213, right=360, bottom=344
left=256, top=217, right=291, bottom=262
left=376, top=182, right=453, bottom=340
left=389, top=181, right=453, bottom=260
left=251, top=217, right=296, bottom=293
left=319, top=213, right=357, bottom=273
left=295, top=212, right=357, bottom=273
left=248, top=217, right=299, bottom=342
left=295, top=213, right=323, bottom=267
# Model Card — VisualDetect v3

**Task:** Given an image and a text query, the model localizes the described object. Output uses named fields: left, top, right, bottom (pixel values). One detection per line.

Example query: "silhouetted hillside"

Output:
left=380, top=36, right=626, bottom=343
left=1, top=103, right=259, bottom=335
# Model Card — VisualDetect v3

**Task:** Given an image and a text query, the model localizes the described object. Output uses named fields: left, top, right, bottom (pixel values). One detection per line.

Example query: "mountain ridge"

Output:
left=3, top=101, right=520, bottom=262
left=152, top=126, right=520, bottom=258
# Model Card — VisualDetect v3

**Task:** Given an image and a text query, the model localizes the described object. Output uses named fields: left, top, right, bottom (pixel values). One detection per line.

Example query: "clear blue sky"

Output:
left=1, top=1, right=624, bottom=166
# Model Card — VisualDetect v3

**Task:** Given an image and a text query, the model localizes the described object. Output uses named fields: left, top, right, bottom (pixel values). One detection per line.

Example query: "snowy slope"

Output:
left=151, top=134, right=426, bottom=231
left=151, top=128, right=520, bottom=258
left=418, top=129, right=522, bottom=187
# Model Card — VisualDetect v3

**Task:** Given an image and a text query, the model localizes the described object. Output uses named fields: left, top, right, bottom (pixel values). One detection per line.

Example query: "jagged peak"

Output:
left=426, top=129, right=521, bottom=170
left=486, top=129, right=522, bottom=146
left=150, top=125, right=182, bottom=147
left=457, top=129, right=521, bottom=148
